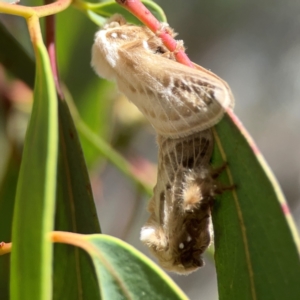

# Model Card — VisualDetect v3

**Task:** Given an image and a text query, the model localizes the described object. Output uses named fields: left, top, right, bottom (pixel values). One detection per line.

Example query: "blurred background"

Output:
left=1, top=0, right=300, bottom=299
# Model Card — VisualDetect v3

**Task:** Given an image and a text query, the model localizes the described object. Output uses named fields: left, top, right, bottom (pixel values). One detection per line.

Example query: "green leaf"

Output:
left=83, top=0, right=167, bottom=26
left=86, top=10, right=107, bottom=27
left=0, top=22, right=35, bottom=88
left=53, top=97, right=101, bottom=300
left=212, top=113, right=300, bottom=300
left=76, top=79, right=115, bottom=167
left=55, top=233, right=188, bottom=300
left=0, top=146, right=21, bottom=299
left=10, top=39, right=58, bottom=300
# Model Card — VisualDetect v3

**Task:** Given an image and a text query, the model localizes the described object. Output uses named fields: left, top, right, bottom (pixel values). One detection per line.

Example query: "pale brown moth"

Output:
left=91, top=14, right=235, bottom=274
left=91, top=14, right=234, bottom=138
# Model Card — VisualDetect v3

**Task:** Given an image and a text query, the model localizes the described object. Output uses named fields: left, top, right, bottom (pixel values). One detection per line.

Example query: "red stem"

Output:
left=115, top=0, right=194, bottom=68
left=45, top=0, right=64, bottom=99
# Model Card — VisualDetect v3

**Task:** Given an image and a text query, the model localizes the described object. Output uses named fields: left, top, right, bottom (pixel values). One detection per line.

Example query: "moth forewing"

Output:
left=140, top=129, right=217, bottom=274
left=91, top=14, right=235, bottom=139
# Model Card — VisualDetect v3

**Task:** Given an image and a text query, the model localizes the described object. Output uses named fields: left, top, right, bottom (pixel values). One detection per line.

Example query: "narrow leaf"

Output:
left=0, top=146, right=21, bottom=299
left=0, top=22, right=35, bottom=87
left=10, top=39, right=58, bottom=300
left=212, top=113, right=300, bottom=300
left=52, top=232, right=188, bottom=300
left=53, top=98, right=101, bottom=300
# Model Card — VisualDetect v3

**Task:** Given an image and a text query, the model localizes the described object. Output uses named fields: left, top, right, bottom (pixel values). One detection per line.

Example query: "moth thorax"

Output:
left=182, top=168, right=216, bottom=211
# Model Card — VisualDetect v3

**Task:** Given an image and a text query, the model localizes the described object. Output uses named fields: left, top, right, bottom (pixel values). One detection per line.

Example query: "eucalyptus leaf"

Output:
left=212, top=113, right=300, bottom=300
left=53, top=97, right=101, bottom=300
left=10, top=40, right=58, bottom=300
left=0, top=147, right=21, bottom=299
left=60, top=233, right=188, bottom=300
left=0, top=22, right=35, bottom=87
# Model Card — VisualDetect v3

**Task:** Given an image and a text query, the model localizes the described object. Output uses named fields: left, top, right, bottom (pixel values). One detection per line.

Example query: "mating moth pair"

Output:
left=91, top=14, right=234, bottom=274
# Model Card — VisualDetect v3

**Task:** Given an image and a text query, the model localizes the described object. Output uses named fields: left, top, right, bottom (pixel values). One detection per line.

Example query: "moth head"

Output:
left=91, top=14, right=155, bottom=80
left=140, top=205, right=212, bottom=275
left=91, top=14, right=126, bottom=80
left=91, top=14, right=170, bottom=81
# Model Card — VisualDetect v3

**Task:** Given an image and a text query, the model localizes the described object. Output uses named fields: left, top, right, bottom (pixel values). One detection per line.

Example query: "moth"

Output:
left=91, top=14, right=235, bottom=274
left=91, top=14, right=234, bottom=138
left=140, top=129, right=225, bottom=274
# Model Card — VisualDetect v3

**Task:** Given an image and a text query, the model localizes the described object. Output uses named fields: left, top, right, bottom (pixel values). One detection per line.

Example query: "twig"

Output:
left=115, top=0, right=194, bottom=68
left=45, top=0, right=64, bottom=100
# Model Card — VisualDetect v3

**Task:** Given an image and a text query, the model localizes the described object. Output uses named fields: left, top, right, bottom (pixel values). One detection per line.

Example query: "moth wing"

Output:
left=116, top=44, right=234, bottom=138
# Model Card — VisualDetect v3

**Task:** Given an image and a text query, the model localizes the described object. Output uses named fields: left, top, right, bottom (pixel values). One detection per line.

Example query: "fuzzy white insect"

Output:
left=91, top=14, right=235, bottom=138
left=91, top=14, right=234, bottom=274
